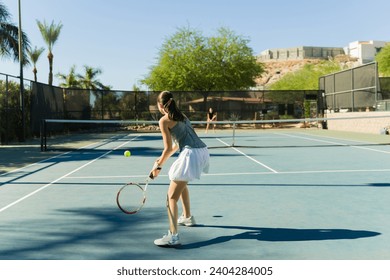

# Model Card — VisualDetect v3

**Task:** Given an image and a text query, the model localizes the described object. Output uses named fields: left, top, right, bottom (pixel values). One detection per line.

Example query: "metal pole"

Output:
left=351, top=68, right=354, bottom=112
left=374, top=61, right=378, bottom=105
left=18, top=0, right=25, bottom=141
left=232, top=122, right=236, bottom=147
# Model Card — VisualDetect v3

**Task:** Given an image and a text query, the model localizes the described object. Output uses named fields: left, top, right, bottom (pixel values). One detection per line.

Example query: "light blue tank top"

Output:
left=169, top=118, right=207, bottom=150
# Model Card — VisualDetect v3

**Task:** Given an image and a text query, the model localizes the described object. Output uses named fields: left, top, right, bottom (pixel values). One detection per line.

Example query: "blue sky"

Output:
left=1, top=0, right=389, bottom=90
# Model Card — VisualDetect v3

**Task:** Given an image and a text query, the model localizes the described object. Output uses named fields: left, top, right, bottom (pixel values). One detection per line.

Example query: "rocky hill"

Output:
left=256, top=55, right=359, bottom=89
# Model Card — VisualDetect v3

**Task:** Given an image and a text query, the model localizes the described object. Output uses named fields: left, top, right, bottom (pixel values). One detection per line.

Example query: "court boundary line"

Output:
left=298, top=132, right=390, bottom=154
left=0, top=151, right=72, bottom=178
left=277, top=132, right=390, bottom=154
left=216, top=138, right=278, bottom=173
left=0, top=133, right=144, bottom=179
left=64, top=168, right=390, bottom=180
left=0, top=136, right=111, bottom=178
left=0, top=135, right=140, bottom=213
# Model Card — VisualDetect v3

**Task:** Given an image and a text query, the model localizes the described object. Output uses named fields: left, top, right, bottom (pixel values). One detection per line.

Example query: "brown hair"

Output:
left=158, top=91, right=185, bottom=121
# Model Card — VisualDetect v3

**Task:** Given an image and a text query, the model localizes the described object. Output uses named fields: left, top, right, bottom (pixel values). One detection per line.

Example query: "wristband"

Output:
left=153, top=162, right=162, bottom=170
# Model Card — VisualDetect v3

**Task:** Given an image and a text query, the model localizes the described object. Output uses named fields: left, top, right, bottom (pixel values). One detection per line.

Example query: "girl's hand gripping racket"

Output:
left=116, top=173, right=154, bottom=214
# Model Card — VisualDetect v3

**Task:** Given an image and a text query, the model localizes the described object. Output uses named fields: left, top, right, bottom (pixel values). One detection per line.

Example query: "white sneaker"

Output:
left=154, top=231, right=181, bottom=247
left=177, top=215, right=196, bottom=227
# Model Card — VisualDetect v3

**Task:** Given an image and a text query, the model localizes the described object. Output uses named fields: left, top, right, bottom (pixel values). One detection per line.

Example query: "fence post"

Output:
left=40, top=119, right=47, bottom=151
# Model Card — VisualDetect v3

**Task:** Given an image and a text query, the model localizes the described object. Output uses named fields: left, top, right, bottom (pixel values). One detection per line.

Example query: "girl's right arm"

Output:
left=150, top=117, right=177, bottom=178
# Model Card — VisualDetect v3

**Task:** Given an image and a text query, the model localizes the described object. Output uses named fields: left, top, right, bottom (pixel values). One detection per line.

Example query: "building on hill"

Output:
left=258, top=46, right=344, bottom=61
left=255, top=40, right=388, bottom=89
left=258, top=40, right=389, bottom=64
left=343, top=40, right=387, bottom=64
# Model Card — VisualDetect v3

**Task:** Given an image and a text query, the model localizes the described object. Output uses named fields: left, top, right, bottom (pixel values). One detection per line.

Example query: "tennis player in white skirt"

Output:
left=150, top=91, right=210, bottom=247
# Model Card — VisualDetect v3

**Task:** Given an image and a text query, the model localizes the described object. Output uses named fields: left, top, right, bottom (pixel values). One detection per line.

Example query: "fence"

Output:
left=376, top=77, right=390, bottom=111
left=1, top=75, right=322, bottom=143
left=29, top=83, right=321, bottom=135
left=319, top=62, right=384, bottom=112
left=0, top=73, right=32, bottom=144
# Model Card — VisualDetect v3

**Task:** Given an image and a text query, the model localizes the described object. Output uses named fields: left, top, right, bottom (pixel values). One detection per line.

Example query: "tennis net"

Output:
left=40, top=114, right=390, bottom=151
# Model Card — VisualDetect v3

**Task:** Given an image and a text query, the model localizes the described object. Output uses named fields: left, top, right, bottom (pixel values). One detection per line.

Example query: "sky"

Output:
left=1, top=0, right=389, bottom=90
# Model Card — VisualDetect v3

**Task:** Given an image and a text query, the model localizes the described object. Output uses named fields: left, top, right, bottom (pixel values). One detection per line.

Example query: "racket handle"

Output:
left=149, top=172, right=154, bottom=179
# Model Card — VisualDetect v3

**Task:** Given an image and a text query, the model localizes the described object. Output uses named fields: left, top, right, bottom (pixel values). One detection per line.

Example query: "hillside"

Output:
left=256, top=59, right=321, bottom=89
left=256, top=55, right=359, bottom=89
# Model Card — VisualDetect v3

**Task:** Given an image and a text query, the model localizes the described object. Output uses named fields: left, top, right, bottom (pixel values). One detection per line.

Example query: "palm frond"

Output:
left=27, top=46, right=45, bottom=65
left=0, top=2, right=11, bottom=22
left=0, top=21, right=31, bottom=64
left=36, top=19, right=63, bottom=51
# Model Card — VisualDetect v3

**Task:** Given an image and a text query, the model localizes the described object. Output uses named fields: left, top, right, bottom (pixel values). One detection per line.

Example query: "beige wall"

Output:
left=325, top=112, right=390, bottom=134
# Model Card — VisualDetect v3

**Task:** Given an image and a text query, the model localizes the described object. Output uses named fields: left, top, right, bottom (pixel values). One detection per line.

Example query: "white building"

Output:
left=344, top=40, right=388, bottom=64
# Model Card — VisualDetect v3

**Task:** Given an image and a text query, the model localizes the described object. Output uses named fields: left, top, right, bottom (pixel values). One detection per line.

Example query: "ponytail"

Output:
left=158, top=91, right=185, bottom=122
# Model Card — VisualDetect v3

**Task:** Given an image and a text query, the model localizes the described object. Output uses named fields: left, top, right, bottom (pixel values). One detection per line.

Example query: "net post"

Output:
left=232, top=121, right=236, bottom=147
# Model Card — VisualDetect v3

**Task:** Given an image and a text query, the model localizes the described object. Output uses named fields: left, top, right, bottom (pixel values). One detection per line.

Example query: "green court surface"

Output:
left=1, top=128, right=390, bottom=260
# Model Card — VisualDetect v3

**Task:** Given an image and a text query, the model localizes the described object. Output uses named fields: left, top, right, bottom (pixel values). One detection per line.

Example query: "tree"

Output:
left=56, top=65, right=80, bottom=88
left=143, top=27, right=207, bottom=91
left=77, top=65, right=105, bottom=90
left=207, top=28, right=264, bottom=91
left=376, top=44, right=390, bottom=76
left=0, top=2, right=30, bottom=64
left=0, top=79, right=22, bottom=142
left=27, top=46, right=45, bottom=82
left=142, top=26, right=264, bottom=91
left=36, top=19, right=63, bottom=85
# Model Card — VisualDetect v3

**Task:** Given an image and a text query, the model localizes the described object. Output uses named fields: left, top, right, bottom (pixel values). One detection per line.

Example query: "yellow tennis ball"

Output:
left=124, top=150, right=131, bottom=157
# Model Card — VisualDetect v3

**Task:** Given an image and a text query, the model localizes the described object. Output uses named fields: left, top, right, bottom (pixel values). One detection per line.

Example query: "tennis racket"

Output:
left=116, top=174, right=153, bottom=214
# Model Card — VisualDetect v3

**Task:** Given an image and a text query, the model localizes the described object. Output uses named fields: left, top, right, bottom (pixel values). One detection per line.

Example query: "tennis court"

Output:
left=1, top=126, right=390, bottom=260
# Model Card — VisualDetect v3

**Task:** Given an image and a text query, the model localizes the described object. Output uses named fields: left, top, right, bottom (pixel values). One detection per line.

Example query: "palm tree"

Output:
left=78, top=65, right=105, bottom=89
left=56, top=65, right=80, bottom=88
left=36, top=19, right=63, bottom=85
left=0, top=2, right=30, bottom=64
left=27, top=46, right=45, bottom=82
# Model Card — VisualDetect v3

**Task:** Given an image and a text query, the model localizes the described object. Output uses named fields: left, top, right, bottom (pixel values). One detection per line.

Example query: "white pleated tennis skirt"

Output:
left=168, top=146, right=210, bottom=182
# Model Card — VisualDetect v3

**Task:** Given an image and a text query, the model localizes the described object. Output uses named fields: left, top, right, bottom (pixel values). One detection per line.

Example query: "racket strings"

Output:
left=116, top=183, right=146, bottom=214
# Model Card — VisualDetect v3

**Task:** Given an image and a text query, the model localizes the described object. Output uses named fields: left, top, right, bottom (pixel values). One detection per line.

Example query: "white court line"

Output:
left=275, top=132, right=351, bottom=146
left=0, top=134, right=139, bottom=178
left=204, top=169, right=390, bottom=175
left=0, top=138, right=105, bottom=178
left=0, top=135, right=140, bottom=213
left=0, top=151, right=72, bottom=178
left=299, top=132, right=390, bottom=154
left=216, top=138, right=278, bottom=173
left=277, top=132, right=390, bottom=154
left=65, top=168, right=390, bottom=180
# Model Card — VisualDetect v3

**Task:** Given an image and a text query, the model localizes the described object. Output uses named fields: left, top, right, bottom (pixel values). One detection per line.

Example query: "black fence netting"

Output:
left=379, top=77, right=390, bottom=100
left=30, top=83, right=322, bottom=134
left=0, top=73, right=32, bottom=144
left=319, top=62, right=380, bottom=112
left=1, top=74, right=322, bottom=143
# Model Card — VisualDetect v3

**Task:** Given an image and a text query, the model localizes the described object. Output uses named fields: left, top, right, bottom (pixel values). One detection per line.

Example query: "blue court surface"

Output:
left=1, top=128, right=390, bottom=260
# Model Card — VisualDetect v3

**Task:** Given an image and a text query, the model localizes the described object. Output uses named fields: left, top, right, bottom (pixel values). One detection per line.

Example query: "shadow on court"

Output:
left=177, top=225, right=380, bottom=250
left=0, top=207, right=161, bottom=260
left=0, top=206, right=380, bottom=259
